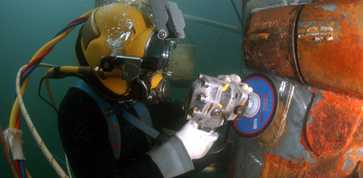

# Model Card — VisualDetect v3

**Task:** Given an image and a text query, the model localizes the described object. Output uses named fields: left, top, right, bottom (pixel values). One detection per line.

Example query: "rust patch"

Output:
left=261, top=153, right=344, bottom=178
left=260, top=153, right=308, bottom=178
left=339, top=121, right=363, bottom=176
left=298, top=1, right=363, bottom=99
left=259, top=89, right=363, bottom=177
left=305, top=90, right=363, bottom=157
left=244, top=6, right=300, bottom=79
left=245, top=1, right=363, bottom=99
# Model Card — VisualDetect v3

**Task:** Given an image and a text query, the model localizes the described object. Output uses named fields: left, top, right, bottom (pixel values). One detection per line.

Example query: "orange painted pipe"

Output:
left=245, top=1, right=363, bottom=98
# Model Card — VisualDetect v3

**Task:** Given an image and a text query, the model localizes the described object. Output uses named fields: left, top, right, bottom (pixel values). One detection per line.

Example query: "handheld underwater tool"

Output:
left=186, top=74, right=276, bottom=134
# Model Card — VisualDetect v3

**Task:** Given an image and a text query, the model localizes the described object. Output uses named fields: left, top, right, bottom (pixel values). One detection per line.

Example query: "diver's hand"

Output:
left=176, top=120, right=219, bottom=160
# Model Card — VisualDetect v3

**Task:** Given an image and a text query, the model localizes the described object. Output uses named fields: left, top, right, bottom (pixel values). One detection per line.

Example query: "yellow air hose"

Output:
left=8, top=10, right=91, bottom=177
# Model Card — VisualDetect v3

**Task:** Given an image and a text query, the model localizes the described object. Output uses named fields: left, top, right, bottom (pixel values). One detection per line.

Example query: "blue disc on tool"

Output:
left=233, top=74, right=277, bottom=136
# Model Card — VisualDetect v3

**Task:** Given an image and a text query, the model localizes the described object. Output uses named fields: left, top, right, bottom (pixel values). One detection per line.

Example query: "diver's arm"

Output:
left=116, top=120, right=218, bottom=178
left=148, top=120, right=218, bottom=178
left=59, top=87, right=166, bottom=178
left=147, top=136, right=194, bottom=178
left=58, top=88, right=188, bottom=178
left=114, top=136, right=193, bottom=178
left=59, top=88, right=218, bottom=178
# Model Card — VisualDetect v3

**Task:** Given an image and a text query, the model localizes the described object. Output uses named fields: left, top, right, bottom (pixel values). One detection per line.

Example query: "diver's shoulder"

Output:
left=59, top=87, right=100, bottom=114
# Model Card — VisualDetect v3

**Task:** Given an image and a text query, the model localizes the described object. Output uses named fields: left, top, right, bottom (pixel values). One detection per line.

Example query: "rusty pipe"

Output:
left=228, top=74, right=363, bottom=178
left=244, top=1, right=363, bottom=98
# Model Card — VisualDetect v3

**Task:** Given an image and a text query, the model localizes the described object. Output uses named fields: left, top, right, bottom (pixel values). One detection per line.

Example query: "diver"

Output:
left=58, top=1, right=220, bottom=178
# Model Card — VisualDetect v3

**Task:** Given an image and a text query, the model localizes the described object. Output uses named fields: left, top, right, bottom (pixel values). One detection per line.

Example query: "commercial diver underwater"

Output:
left=2, top=1, right=260, bottom=178
left=9, top=0, right=363, bottom=178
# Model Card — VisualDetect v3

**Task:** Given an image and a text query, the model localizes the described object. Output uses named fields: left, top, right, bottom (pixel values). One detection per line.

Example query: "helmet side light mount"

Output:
left=149, top=0, right=185, bottom=40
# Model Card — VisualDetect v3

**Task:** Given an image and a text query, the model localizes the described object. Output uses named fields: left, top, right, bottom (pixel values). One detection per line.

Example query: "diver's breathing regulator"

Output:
left=46, top=0, right=186, bottom=102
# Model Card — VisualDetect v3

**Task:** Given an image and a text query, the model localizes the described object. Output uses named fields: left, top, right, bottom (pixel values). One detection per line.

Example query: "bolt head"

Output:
left=212, top=108, right=222, bottom=116
left=157, top=30, right=168, bottom=39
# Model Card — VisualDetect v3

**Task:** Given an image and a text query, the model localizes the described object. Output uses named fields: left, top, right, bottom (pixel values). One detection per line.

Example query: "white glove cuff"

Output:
left=176, top=120, right=218, bottom=160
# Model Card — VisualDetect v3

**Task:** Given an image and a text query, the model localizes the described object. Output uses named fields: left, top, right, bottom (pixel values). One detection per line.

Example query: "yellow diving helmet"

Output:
left=76, top=1, right=185, bottom=100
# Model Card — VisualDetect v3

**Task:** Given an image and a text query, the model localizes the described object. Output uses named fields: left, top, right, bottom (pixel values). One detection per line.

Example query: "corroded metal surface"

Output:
left=244, top=6, right=301, bottom=79
left=244, top=1, right=363, bottom=98
left=262, top=89, right=363, bottom=178
left=297, top=1, right=363, bottom=98
left=260, top=153, right=343, bottom=178
left=305, top=90, right=363, bottom=157
left=228, top=75, right=363, bottom=178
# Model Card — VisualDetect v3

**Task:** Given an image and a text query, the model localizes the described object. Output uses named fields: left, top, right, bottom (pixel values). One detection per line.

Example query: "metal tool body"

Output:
left=186, top=74, right=259, bottom=131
